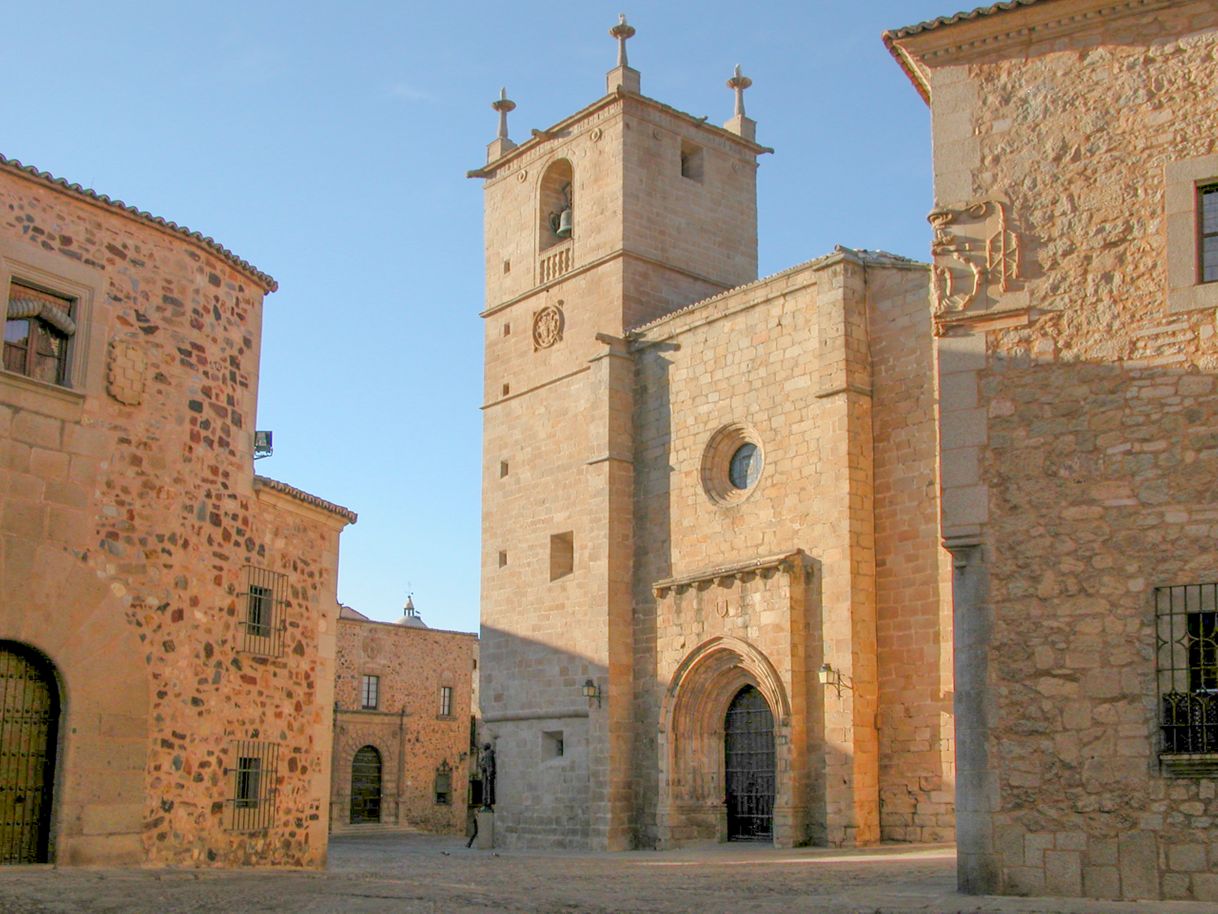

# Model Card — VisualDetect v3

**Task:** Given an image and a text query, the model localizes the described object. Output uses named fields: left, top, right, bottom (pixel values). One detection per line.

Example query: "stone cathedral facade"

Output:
left=474, top=23, right=953, bottom=852
left=477, top=2, right=1218, bottom=903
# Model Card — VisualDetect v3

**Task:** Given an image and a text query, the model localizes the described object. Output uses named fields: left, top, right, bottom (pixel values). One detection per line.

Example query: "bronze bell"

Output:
left=553, top=207, right=573, bottom=239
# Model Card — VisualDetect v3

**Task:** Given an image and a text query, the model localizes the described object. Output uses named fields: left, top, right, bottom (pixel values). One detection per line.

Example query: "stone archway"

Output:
left=0, top=641, right=60, bottom=864
left=657, top=637, right=794, bottom=848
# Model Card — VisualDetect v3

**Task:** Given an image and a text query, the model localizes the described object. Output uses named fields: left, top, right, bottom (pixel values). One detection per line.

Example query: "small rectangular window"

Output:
left=434, top=762, right=452, bottom=805
left=680, top=141, right=703, bottom=182
left=543, top=730, right=564, bottom=758
left=361, top=674, right=380, bottom=710
left=440, top=685, right=453, bottom=717
left=498, top=550, right=508, bottom=568
left=4, top=282, right=76, bottom=387
left=227, top=740, right=278, bottom=831
left=1156, top=583, right=1218, bottom=775
left=1200, top=184, right=1218, bottom=283
left=500, top=460, right=509, bottom=478
left=240, top=565, right=286, bottom=657
left=550, top=531, right=574, bottom=581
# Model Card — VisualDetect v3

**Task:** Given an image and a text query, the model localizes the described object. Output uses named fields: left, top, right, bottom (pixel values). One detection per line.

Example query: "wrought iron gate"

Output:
left=0, top=642, right=59, bottom=864
left=724, top=685, right=774, bottom=841
left=350, top=745, right=382, bottom=824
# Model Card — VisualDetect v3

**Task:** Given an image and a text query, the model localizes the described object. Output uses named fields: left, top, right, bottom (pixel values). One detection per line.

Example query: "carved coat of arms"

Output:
left=928, top=199, right=1022, bottom=331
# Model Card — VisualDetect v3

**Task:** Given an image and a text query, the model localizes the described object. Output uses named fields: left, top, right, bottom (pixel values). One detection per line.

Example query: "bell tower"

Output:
left=473, top=17, right=768, bottom=850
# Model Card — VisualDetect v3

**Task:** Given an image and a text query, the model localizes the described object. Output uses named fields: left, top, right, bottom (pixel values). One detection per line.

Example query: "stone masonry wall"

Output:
left=0, top=167, right=349, bottom=867
left=332, top=618, right=475, bottom=834
left=910, top=0, right=1218, bottom=901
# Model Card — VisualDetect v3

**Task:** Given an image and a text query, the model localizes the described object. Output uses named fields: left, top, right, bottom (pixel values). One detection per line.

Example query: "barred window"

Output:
left=434, top=761, right=452, bottom=805
left=226, top=740, right=278, bottom=831
left=361, top=674, right=379, bottom=710
left=240, top=565, right=286, bottom=657
left=1201, top=184, right=1218, bottom=283
left=439, top=685, right=453, bottom=717
left=1155, top=584, right=1218, bottom=776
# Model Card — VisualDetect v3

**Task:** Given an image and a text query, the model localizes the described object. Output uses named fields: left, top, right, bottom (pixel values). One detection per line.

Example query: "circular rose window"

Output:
left=701, top=425, right=764, bottom=505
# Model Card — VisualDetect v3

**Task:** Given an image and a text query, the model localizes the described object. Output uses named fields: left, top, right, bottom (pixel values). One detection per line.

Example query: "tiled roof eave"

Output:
left=254, top=475, right=357, bottom=524
left=0, top=154, right=278, bottom=293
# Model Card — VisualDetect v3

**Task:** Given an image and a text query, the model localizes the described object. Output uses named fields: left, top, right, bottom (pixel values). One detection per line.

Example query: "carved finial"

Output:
left=727, top=64, right=752, bottom=118
left=610, top=13, right=636, bottom=68
left=491, top=87, right=516, bottom=141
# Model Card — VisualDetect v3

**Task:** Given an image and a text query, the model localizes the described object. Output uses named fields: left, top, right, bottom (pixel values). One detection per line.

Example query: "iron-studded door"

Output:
left=0, top=642, right=59, bottom=864
left=724, top=685, right=774, bottom=841
left=349, top=746, right=382, bottom=824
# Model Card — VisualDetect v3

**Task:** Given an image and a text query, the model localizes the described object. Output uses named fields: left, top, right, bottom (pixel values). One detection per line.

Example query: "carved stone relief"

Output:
left=928, top=199, right=1024, bottom=333
left=105, top=339, right=147, bottom=406
left=532, top=302, right=564, bottom=350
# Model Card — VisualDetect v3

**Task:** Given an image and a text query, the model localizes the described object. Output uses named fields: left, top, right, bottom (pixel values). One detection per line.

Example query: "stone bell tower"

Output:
left=473, top=16, right=768, bottom=849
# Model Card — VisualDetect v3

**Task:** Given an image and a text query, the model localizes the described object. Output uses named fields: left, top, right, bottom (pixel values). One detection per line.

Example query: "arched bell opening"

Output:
left=349, top=745, right=383, bottom=824
left=0, top=640, right=61, bottom=864
left=657, top=637, right=791, bottom=848
left=538, top=159, right=574, bottom=252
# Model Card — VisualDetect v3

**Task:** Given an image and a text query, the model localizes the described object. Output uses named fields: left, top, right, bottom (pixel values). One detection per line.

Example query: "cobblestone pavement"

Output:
left=2, top=833, right=1217, bottom=914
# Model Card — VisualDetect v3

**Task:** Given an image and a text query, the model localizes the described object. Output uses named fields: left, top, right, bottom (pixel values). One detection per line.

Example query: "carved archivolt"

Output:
left=928, top=199, right=1022, bottom=331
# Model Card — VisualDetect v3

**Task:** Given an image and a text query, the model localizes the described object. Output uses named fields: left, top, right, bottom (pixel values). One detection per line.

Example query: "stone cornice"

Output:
left=467, top=88, right=771, bottom=180
left=652, top=549, right=813, bottom=598
left=885, top=0, right=1174, bottom=105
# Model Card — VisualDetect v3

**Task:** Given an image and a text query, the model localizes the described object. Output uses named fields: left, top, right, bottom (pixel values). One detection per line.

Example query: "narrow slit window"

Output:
left=680, top=141, right=704, bottom=182
left=550, top=531, right=574, bottom=581
left=361, top=674, right=380, bottom=710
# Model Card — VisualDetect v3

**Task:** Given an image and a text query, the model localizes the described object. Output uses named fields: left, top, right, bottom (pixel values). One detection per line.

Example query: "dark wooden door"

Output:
left=724, top=685, right=774, bottom=841
left=0, top=643, right=58, bottom=863
left=349, top=746, right=382, bottom=824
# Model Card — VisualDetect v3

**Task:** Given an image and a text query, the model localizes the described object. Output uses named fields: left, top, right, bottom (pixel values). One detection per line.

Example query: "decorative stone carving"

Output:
left=928, top=199, right=1023, bottom=333
left=105, top=339, right=147, bottom=406
left=532, top=302, right=564, bottom=350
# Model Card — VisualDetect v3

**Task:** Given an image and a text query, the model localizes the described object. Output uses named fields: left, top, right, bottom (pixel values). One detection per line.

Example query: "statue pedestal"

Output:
left=474, top=809, right=494, bottom=849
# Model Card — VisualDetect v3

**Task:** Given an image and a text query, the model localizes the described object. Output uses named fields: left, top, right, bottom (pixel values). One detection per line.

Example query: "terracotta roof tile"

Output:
left=254, top=475, right=357, bottom=524
left=0, top=153, right=277, bottom=293
left=884, top=0, right=1051, bottom=41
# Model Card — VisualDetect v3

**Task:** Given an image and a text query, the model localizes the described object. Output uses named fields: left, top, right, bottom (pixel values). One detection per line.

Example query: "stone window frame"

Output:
left=0, top=241, right=102, bottom=407
left=1154, top=583, right=1218, bottom=777
left=239, top=564, right=287, bottom=658
left=360, top=674, right=379, bottom=710
left=1165, top=154, right=1218, bottom=314
left=438, top=685, right=453, bottom=719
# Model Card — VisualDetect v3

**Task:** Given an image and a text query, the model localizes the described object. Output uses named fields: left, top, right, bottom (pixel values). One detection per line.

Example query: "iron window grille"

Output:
left=439, top=685, right=453, bottom=717
left=434, top=761, right=452, bottom=805
left=1201, top=183, right=1218, bottom=283
left=361, top=674, right=379, bottom=710
left=239, top=565, right=287, bottom=657
left=1155, top=584, right=1218, bottom=774
left=225, top=740, right=278, bottom=832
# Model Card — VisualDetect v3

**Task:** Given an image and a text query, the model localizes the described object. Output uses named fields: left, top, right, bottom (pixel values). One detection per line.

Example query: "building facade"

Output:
left=329, top=602, right=477, bottom=835
left=0, top=156, right=355, bottom=866
left=474, top=33, right=953, bottom=851
left=888, top=0, right=1218, bottom=902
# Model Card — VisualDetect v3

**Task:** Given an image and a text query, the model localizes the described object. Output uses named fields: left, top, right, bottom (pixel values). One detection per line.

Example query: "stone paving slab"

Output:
left=1, top=834, right=1216, bottom=914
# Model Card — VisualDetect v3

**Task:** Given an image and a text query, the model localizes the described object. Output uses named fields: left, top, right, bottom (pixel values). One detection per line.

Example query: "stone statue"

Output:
left=479, top=742, right=496, bottom=809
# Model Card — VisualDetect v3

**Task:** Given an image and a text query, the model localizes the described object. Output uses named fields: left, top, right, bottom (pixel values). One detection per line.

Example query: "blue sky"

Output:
left=4, top=1, right=957, bottom=631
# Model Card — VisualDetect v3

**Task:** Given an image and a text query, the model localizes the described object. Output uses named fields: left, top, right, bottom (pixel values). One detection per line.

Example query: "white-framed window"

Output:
left=1166, top=154, right=1218, bottom=313
left=361, top=674, right=379, bottom=710
left=439, top=685, right=453, bottom=718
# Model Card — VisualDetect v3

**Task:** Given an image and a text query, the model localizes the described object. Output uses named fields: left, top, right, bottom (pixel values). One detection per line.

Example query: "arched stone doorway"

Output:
left=0, top=641, right=60, bottom=864
left=724, top=685, right=775, bottom=841
left=658, top=637, right=797, bottom=848
left=349, top=745, right=382, bottom=824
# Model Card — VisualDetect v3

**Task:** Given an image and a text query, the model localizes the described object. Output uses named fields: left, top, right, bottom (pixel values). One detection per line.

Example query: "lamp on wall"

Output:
left=582, top=678, right=602, bottom=708
left=818, top=663, right=852, bottom=698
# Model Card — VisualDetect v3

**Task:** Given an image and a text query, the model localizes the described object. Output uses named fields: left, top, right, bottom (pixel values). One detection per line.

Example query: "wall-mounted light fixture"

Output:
left=818, top=663, right=852, bottom=698
left=582, top=678, right=602, bottom=708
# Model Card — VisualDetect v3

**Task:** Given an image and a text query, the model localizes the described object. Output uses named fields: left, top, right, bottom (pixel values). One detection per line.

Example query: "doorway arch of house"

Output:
left=0, top=640, right=61, bottom=864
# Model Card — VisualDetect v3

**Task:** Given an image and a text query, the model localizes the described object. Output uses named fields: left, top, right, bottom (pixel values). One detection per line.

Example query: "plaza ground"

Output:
left=0, top=832, right=1215, bottom=913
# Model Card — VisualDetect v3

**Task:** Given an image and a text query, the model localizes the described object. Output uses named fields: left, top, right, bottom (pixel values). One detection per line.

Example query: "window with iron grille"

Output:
left=1201, top=184, right=1218, bottom=284
left=1155, top=583, right=1218, bottom=776
left=439, top=685, right=453, bottom=717
left=4, top=282, right=76, bottom=387
left=239, top=565, right=286, bottom=657
left=226, top=740, right=278, bottom=831
left=361, top=674, right=379, bottom=710
left=434, top=761, right=452, bottom=805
